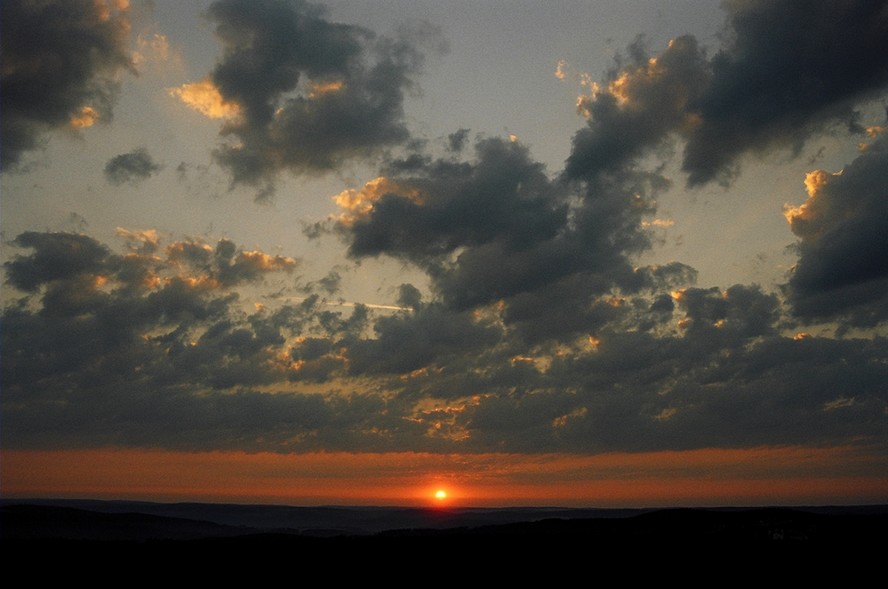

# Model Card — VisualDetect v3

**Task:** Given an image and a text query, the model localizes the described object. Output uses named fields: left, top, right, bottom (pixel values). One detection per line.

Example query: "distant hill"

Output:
left=0, top=498, right=652, bottom=536
left=2, top=499, right=886, bottom=576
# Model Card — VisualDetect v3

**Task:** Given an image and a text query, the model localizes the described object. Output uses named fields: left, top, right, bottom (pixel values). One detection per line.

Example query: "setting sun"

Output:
left=435, top=489, right=447, bottom=500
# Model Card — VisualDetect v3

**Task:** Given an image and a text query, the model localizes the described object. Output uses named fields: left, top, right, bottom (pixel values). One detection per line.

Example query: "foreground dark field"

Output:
left=2, top=500, right=885, bottom=578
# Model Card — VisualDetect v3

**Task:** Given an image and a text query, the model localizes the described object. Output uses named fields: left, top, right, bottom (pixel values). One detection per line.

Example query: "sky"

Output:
left=1, top=0, right=887, bottom=508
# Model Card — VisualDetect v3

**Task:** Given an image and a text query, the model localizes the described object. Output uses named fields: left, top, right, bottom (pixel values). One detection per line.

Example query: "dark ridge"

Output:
left=2, top=502, right=886, bottom=580
left=0, top=504, right=255, bottom=542
left=3, top=501, right=885, bottom=549
left=378, top=506, right=888, bottom=544
left=0, top=498, right=652, bottom=535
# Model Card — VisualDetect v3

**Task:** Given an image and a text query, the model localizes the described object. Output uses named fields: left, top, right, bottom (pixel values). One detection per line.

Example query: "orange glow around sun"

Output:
left=2, top=447, right=887, bottom=507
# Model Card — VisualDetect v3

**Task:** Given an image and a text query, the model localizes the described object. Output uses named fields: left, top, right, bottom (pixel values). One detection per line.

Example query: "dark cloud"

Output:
left=5, top=231, right=113, bottom=292
left=784, top=132, right=888, bottom=328
left=346, top=139, right=568, bottom=264
left=162, top=237, right=298, bottom=287
left=396, top=283, right=423, bottom=310
left=3, top=1, right=888, bottom=463
left=447, top=128, right=470, bottom=153
left=498, top=264, right=695, bottom=345
left=561, top=0, right=888, bottom=334
left=565, top=34, right=709, bottom=181
left=337, top=134, right=680, bottom=348
left=104, top=148, right=163, bottom=185
left=189, top=0, right=442, bottom=195
left=2, top=230, right=887, bottom=456
left=213, top=238, right=298, bottom=286
left=315, top=269, right=342, bottom=295
left=346, top=303, right=501, bottom=376
left=0, top=0, right=133, bottom=171
left=0, top=230, right=453, bottom=451
left=3, top=232, right=297, bottom=319
left=682, top=0, right=888, bottom=186
left=458, top=285, right=885, bottom=454
left=390, top=316, right=888, bottom=454
left=1, top=230, right=327, bottom=449
left=673, top=284, right=781, bottom=342
left=340, top=137, right=592, bottom=317
left=565, top=0, right=888, bottom=187
left=531, top=331, right=888, bottom=453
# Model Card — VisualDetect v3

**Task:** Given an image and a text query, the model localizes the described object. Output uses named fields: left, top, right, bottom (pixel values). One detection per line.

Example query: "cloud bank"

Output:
left=2, top=0, right=887, bottom=464
left=3, top=228, right=886, bottom=455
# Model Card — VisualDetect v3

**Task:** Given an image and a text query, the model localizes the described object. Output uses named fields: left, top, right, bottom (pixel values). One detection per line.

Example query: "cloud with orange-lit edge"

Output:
left=171, top=0, right=446, bottom=199
left=0, top=0, right=135, bottom=171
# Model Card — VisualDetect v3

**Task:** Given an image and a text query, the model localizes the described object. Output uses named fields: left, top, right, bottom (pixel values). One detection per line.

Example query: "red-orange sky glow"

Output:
left=3, top=446, right=885, bottom=508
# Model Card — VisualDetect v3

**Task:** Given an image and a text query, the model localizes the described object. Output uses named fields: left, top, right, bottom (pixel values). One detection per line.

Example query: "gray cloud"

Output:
left=2, top=230, right=887, bottom=456
left=454, top=286, right=885, bottom=454
left=191, top=0, right=442, bottom=196
left=0, top=0, right=133, bottom=171
left=682, top=0, right=888, bottom=186
left=396, top=283, right=423, bottom=310
left=785, top=132, right=888, bottom=329
left=3, top=1, right=888, bottom=463
left=338, top=136, right=680, bottom=347
left=104, top=148, right=163, bottom=185
left=674, top=284, right=780, bottom=342
left=565, top=0, right=888, bottom=187
left=447, top=128, right=470, bottom=153
left=530, top=330, right=888, bottom=453
left=2, top=231, right=325, bottom=449
left=5, top=231, right=113, bottom=292
left=565, top=34, right=708, bottom=182
left=346, top=138, right=568, bottom=265
left=346, top=303, right=501, bottom=376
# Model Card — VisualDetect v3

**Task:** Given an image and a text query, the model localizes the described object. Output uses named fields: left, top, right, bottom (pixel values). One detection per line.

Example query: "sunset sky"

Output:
left=2, top=0, right=887, bottom=508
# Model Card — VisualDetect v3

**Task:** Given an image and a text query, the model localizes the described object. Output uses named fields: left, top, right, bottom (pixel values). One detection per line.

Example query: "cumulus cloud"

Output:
left=672, top=284, right=780, bottom=342
left=0, top=0, right=134, bottom=171
left=4, top=231, right=296, bottom=302
left=3, top=0, right=888, bottom=463
left=0, top=230, right=461, bottom=451
left=565, top=0, right=888, bottom=187
left=2, top=230, right=887, bottom=455
left=335, top=134, right=682, bottom=347
left=172, top=0, right=443, bottom=196
left=566, top=35, right=709, bottom=181
left=162, top=236, right=298, bottom=288
left=346, top=303, right=501, bottom=376
left=784, top=131, right=888, bottom=328
left=682, top=0, right=888, bottom=186
left=343, top=138, right=567, bottom=264
left=1, top=231, right=322, bottom=448
left=104, top=148, right=163, bottom=185
left=526, top=329, right=888, bottom=453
